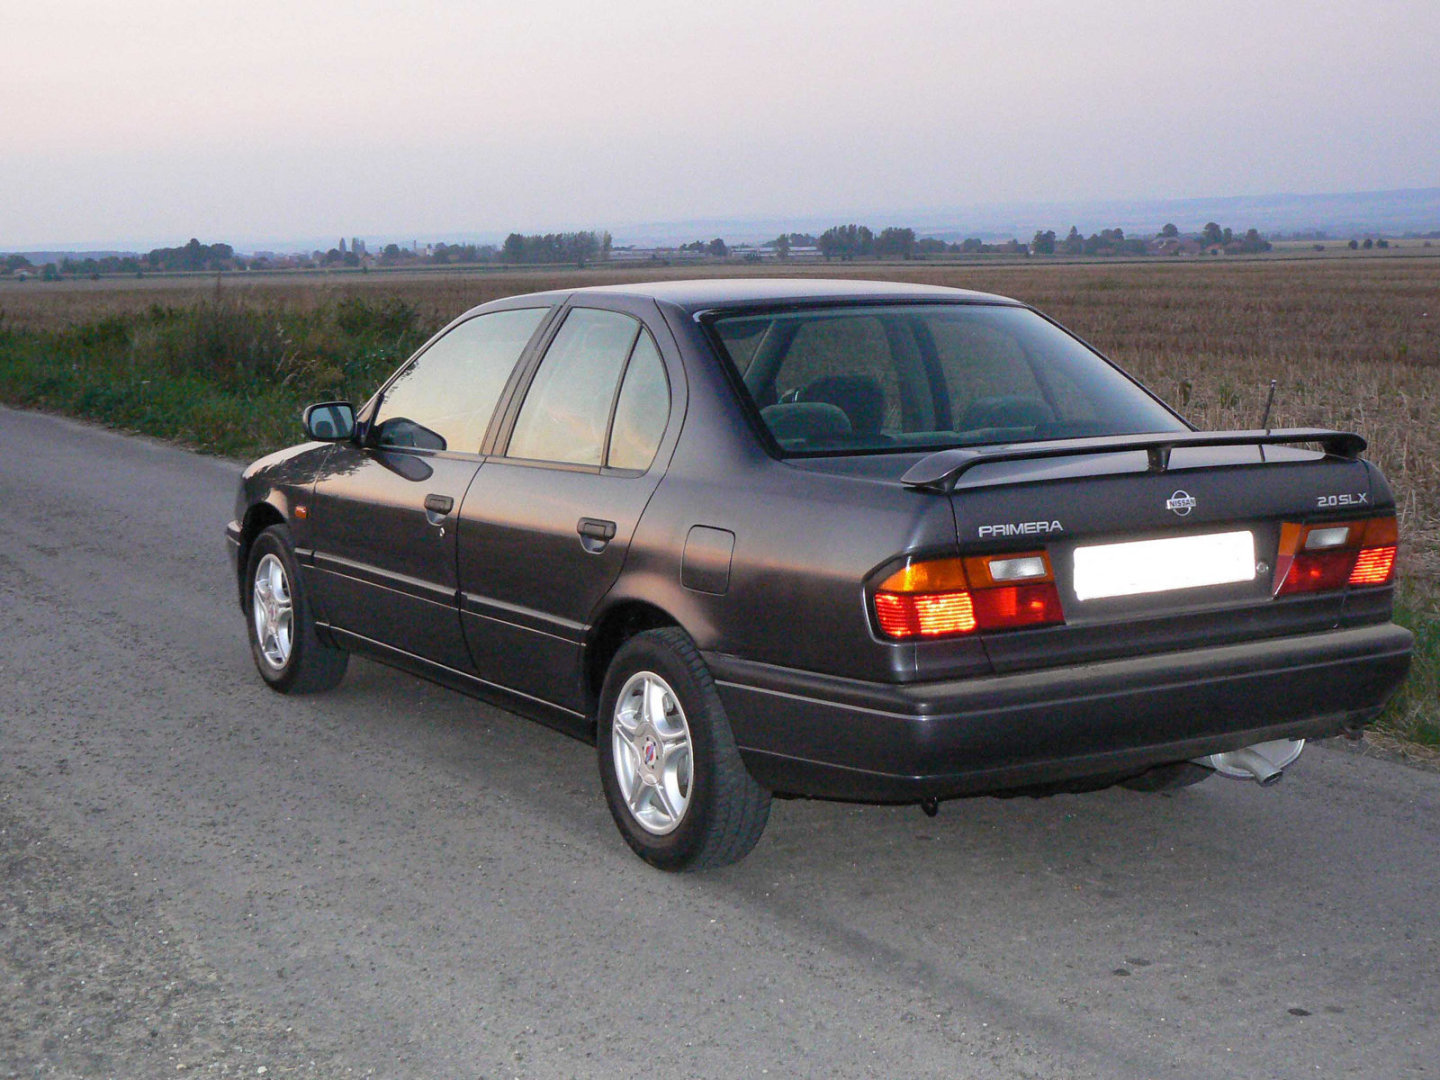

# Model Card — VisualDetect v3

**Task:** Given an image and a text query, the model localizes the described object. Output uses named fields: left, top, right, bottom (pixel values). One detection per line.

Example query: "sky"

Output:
left=3, top=0, right=1438, bottom=249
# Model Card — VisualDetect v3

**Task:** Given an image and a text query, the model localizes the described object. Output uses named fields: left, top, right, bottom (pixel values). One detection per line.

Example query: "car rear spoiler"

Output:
left=900, top=428, right=1367, bottom=493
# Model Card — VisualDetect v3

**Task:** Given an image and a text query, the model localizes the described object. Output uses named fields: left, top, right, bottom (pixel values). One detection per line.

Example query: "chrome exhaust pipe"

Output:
left=1220, top=747, right=1284, bottom=786
left=1194, top=738, right=1304, bottom=786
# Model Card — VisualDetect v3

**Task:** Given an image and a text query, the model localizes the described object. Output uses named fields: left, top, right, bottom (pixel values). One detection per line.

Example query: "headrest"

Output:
left=799, top=375, right=886, bottom=435
left=760, top=402, right=853, bottom=445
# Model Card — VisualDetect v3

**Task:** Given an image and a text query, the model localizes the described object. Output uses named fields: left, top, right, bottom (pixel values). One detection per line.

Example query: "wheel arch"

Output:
left=583, top=600, right=682, bottom=727
left=236, top=501, right=287, bottom=609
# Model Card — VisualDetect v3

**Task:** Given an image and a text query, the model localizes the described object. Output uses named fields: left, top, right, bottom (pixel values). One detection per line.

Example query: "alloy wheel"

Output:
left=611, top=671, right=693, bottom=835
left=252, top=553, right=294, bottom=670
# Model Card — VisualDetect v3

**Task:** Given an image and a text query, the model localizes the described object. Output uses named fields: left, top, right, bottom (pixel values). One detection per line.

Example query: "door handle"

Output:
left=424, top=493, right=454, bottom=528
left=577, top=518, right=617, bottom=541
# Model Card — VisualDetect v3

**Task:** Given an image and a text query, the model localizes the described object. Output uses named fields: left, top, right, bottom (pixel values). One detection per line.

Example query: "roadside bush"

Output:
left=0, top=296, right=436, bottom=457
left=119, top=302, right=287, bottom=389
left=334, top=295, right=422, bottom=340
left=1384, top=596, right=1440, bottom=748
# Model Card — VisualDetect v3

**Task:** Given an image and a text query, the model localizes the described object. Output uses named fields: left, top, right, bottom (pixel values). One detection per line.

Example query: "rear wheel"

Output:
left=246, top=524, right=348, bottom=694
left=1119, top=761, right=1212, bottom=793
left=597, top=628, right=770, bottom=870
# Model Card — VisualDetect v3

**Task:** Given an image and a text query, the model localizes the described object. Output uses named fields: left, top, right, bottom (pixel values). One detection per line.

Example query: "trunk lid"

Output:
left=905, top=432, right=1390, bottom=677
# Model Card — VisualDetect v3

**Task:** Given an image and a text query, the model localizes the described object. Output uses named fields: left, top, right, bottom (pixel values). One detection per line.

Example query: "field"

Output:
left=2, top=255, right=1437, bottom=745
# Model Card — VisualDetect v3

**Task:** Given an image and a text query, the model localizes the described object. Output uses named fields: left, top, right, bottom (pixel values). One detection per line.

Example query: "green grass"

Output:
left=1378, top=595, right=1440, bottom=749
left=0, top=297, right=436, bottom=458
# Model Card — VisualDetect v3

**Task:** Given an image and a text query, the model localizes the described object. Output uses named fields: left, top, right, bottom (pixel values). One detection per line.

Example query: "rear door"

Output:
left=308, top=306, right=552, bottom=671
left=456, top=300, right=678, bottom=717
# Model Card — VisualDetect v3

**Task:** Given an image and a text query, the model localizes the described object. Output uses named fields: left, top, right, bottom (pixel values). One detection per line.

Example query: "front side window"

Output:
left=373, top=307, right=548, bottom=452
left=710, top=303, right=1184, bottom=456
left=508, top=308, right=668, bottom=467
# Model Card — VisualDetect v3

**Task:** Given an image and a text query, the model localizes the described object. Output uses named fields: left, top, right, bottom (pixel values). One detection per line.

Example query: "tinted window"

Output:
left=713, top=318, right=769, bottom=374
left=780, top=316, right=904, bottom=431
left=508, top=308, right=639, bottom=465
left=607, top=331, right=669, bottom=471
left=930, top=316, right=1040, bottom=413
left=711, top=304, right=1184, bottom=455
left=374, top=308, right=547, bottom=452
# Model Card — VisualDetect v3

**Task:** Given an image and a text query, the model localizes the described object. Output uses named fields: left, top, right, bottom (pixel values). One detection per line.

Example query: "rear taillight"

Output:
left=1274, top=516, right=1398, bottom=596
left=873, top=551, right=1064, bottom=640
left=1348, top=545, right=1397, bottom=586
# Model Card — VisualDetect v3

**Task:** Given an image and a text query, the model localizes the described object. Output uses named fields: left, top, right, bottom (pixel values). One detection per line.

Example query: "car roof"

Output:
left=505, top=277, right=1022, bottom=313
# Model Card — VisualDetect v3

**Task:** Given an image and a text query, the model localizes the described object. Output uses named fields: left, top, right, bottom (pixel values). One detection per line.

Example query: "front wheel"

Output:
left=597, top=628, right=770, bottom=871
left=246, top=524, right=348, bottom=694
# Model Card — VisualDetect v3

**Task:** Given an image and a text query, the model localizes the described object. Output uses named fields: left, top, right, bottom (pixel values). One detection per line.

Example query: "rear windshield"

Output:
left=708, top=303, right=1186, bottom=456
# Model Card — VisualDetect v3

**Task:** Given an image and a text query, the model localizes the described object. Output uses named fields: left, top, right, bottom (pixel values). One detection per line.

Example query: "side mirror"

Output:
left=302, top=401, right=356, bottom=442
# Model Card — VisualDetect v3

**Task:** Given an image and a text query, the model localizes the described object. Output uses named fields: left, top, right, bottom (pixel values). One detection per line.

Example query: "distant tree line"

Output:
left=765, top=220, right=1276, bottom=260
left=60, top=254, right=143, bottom=275
left=0, top=239, right=243, bottom=280
left=500, top=230, right=613, bottom=267
left=146, top=238, right=237, bottom=271
left=681, top=238, right=730, bottom=257
left=0, top=216, right=1341, bottom=283
left=808, top=225, right=922, bottom=260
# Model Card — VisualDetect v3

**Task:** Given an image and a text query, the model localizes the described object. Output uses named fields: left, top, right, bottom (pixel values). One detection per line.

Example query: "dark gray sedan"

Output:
left=227, top=279, right=1412, bottom=869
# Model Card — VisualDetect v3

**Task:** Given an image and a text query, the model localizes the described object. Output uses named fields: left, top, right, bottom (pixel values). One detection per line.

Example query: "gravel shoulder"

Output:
left=0, top=802, right=344, bottom=1078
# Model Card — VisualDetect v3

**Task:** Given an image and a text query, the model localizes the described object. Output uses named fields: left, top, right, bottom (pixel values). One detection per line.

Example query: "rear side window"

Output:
left=607, top=331, right=669, bottom=471
left=507, top=309, right=639, bottom=466
left=507, top=308, right=672, bottom=470
left=374, top=308, right=547, bottom=452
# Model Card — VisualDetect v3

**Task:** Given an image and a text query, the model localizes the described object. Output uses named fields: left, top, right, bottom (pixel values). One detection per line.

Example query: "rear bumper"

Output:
left=709, top=622, right=1413, bottom=801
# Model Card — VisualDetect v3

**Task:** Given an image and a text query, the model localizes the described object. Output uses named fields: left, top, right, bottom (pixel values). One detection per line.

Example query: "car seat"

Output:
left=798, top=375, right=885, bottom=436
left=759, top=402, right=853, bottom=446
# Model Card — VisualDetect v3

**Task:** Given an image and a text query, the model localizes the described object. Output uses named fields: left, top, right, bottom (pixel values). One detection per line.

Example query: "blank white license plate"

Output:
left=1072, top=531, right=1256, bottom=601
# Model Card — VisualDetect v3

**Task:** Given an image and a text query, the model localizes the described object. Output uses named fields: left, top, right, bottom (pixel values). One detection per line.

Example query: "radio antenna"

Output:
left=1259, top=379, right=1277, bottom=432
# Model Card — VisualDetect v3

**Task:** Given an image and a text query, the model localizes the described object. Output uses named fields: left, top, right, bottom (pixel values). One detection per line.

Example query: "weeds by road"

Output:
left=0, top=295, right=435, bottom=457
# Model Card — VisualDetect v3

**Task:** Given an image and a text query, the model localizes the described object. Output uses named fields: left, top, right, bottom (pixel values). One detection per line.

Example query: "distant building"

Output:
left=1150, top=237, right=1202, bottom=255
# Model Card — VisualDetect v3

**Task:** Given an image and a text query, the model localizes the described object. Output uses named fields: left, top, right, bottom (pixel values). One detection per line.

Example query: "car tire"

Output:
left=597, top=627, right=771, bottom=871
left=246, top=523, right=349, bottom=694
left=1119, top=761, right=1212, bottom=793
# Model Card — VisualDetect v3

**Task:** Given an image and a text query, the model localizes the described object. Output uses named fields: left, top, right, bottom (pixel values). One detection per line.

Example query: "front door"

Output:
left=308, top=306, right=552, bottom=671
left=309, top=445, right=480, bottom=670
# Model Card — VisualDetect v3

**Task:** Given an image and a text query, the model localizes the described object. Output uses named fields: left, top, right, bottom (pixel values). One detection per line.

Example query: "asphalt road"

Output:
left=2, top=404, right=1437, bottom=1080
